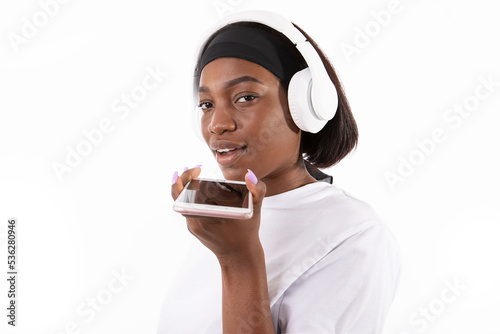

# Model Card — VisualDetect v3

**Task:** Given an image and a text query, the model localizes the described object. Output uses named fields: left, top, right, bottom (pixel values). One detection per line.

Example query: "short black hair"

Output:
left=292, top=23, right=358, bottom=172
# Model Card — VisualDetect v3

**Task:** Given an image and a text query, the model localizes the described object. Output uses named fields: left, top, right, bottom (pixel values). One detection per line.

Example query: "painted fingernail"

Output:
left=172, top=171, right=178, bottom=185
left=247, top=169, right=258, bottom=184
left=193, top=164, right=202, bottom=169
left=183, top=166, right=188, bottom=172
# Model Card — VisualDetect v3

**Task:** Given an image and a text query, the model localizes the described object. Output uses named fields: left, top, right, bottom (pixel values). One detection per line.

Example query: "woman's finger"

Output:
left=245, top=169, right=267, bottom=211
left=171, top=165, right=202, bottom=200
left=179, top=164, right=202, bottom=186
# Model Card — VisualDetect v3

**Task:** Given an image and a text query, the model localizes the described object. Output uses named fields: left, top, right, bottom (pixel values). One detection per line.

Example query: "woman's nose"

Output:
left=208, top=104, right=237, bottom=135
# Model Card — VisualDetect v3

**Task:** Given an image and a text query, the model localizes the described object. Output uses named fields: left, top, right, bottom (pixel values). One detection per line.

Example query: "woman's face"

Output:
left=198, top=57, right=302, bottom=182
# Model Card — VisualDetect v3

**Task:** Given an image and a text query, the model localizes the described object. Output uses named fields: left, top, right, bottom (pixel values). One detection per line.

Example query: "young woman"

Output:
left=158, top=10, right=400, bottom=334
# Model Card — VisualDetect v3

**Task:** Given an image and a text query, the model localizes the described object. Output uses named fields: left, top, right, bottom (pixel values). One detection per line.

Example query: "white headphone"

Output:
left=192, top=10, right=338, bottom=136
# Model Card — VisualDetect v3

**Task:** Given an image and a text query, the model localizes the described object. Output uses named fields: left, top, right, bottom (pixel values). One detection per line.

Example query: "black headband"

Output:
left=199, top=24, right=307, bottom=88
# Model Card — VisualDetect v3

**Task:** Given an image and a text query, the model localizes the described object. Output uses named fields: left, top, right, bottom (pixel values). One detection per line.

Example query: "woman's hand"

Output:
left=171, top=166, right=267, bottom=261
left=172, top=166, right=274, bottom=333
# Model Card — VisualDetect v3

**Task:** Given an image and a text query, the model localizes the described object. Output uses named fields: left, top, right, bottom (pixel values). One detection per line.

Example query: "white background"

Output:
left=1, top=0, right=499, bottom=333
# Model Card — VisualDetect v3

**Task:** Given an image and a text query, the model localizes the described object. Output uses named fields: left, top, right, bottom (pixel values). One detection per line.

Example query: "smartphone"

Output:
left=173, top=178, right=253, bottom=219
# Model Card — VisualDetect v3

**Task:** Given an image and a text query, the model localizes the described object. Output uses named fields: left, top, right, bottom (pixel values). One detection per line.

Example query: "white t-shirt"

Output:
left=157, top=181, right=401, bottom=333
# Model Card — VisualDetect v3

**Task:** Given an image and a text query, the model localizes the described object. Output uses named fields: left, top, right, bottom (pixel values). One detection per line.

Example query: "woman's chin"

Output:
left=220, top=167, right=247, bottom=182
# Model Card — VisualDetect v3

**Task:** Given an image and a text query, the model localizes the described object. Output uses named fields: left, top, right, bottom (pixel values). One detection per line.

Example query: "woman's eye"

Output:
left=197, top=102, right=213, bottom=110
left=236, top=95, right=257, bottom=103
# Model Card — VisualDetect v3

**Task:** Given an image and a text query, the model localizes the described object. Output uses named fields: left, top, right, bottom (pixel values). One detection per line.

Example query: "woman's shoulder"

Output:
left=265, top=181, right=374, bottom=207
left=263, top=181, right=383, bottom=232
left=261, top=182, right=400, bottom=307
left=261, top=181, right=394, bottom=262
left=326, top=184, right=382, bottom=223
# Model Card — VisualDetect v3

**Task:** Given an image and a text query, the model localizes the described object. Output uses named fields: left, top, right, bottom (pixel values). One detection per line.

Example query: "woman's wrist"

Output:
left=216, top=239, right=265, bottom=270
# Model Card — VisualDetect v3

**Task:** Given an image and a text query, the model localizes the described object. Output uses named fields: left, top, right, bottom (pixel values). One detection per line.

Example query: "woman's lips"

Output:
left=215, top=146, right=246, bottom=166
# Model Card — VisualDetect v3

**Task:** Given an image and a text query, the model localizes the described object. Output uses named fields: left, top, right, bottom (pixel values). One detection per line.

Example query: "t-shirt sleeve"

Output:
left=274, top=222, right=401, bottom=334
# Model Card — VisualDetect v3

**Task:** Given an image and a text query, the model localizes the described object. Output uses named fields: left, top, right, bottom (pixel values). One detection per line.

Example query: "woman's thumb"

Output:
left=245, top=169, right=266, bottom=209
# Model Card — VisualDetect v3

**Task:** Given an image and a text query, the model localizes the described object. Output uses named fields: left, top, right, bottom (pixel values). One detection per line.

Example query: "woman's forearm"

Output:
left=218, top=244, right=275, bottom=334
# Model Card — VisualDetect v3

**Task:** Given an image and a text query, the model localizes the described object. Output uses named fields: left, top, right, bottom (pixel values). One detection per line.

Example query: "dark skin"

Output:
left=171, top=57, right=317, bottom=333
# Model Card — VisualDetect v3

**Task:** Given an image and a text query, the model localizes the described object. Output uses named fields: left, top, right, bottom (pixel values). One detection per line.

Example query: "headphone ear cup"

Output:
left=288, top=68, right=312, bottom=132
left=287, top=68, right=327, bottom=133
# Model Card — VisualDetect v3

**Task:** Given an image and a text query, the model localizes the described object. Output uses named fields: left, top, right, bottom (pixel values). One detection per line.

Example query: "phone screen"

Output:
left=182, top=179, right=250, bottom=209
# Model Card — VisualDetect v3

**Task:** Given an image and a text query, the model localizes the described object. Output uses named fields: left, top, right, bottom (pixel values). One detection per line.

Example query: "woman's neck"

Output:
left=261, top=161, right=317, bottom=197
